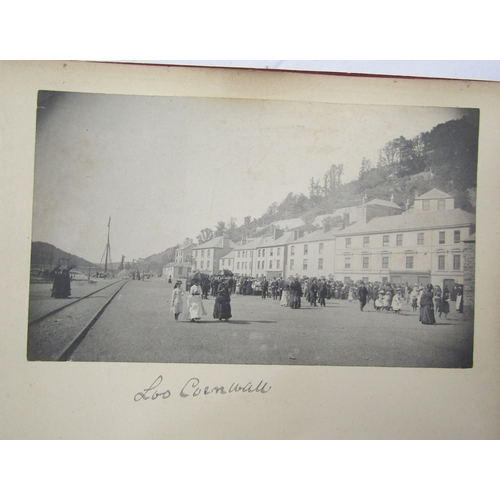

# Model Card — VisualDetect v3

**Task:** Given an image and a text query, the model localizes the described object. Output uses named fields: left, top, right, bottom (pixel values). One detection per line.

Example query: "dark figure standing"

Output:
left=261, top=278, right=268, bottom=299
left=358, top=282, right=368, bottom=311
left=213, top=282, right=232, bottom=321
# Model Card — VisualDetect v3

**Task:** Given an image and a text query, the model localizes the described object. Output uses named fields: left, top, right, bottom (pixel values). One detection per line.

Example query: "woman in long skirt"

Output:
left=171, top=280, right=184, bottom=322
left=440, top=288, right=450, bottom=318
left=185, top=280, right=207, bottom=322
left=213, top=282, right=232, bottom=321
left=419, top=284, right=436, bottom=325
left=280, top=284, right=290, bottom=307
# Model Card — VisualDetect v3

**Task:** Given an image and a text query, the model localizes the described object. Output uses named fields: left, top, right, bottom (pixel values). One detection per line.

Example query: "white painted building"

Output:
left=333, top=189, right=475, bottom=288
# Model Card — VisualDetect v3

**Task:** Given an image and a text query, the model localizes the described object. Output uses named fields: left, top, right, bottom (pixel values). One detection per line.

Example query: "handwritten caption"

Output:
left=134, top=376, right=271, bottom=401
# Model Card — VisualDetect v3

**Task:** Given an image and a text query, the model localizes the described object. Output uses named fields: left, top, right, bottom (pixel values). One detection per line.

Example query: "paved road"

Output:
left=67, top=279, right=473, bottom=368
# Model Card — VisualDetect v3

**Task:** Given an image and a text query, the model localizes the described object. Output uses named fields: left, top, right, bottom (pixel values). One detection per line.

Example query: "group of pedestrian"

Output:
left=50, top=265, right=73, bottom=299
left=170, top=278, right=232, bottom=323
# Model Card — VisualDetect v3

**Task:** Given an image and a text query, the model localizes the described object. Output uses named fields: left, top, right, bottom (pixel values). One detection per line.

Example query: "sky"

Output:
left=31, top=91, right=466, bottom=264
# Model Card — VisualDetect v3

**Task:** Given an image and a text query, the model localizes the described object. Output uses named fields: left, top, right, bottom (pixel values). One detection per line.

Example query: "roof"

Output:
left=365, top=198, right=402, bottom=209
left=313, top=207, right=357, bottom=225
left=179, top=241, right=196, bottom=250
left=415, top=188, right=454, bottom=200
left=195, top=236, right=237, bottom=250
left=258, top=230, right=296, bottom=248
left=336, top=209, right=475, bottom=236
left=163, top=262, right=188, bottom=268
left=219, top=250, right=236, bottom=260
left=234, top=237, right=263, bottom=251
left=293, top=228, right=342, bottom=244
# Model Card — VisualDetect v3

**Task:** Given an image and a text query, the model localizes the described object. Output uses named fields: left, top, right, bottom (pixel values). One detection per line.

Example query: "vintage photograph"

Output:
left=27, top=90, right=478, bottom=367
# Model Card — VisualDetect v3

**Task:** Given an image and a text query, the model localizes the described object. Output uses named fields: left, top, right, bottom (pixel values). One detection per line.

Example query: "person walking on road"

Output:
left=185, top=279, right=207, bottom=322
left=171, top=280, right=184, bottom=322
left=358, top=282, right=368, bottom=311
left=419, top=284, right=436, bottom=325
left=213, top=281, right=232, bottom=321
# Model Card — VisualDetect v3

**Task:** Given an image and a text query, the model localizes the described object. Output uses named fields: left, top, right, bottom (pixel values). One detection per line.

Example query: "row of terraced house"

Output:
left=164, top=188, right=475, bottom=290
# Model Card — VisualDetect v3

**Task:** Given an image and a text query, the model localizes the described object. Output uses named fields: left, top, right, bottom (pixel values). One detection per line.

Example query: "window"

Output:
left=383, top=235, right=389, bottom=247
left=277, top=248, right=280, bottom=256
left=270, top=248, right=273, bottom=256
left=363, top=236, right=369, bottom=248
left=439, top=231, right=446, bottom=244
left=438, top=255, right=445, bottom=270
left=304, top=244, right=308, bottom=255
left=238, top=262, right=241, bottom=269
left=363, top=256, right=369, bottom=269
left=207, top=261, right=210, bottom=268
left=222, top=259, right=225, bottom=266
left=438, top=199, right=446, bottom=210
left=262, top=249, right=266, bottom=257
left=382, top=256, right=389, bottom=269
left=417, top=233, right=424, bottom=245
left=201, top=250, right=204, bottom=257
left=291, top=246, right=295, bottom=256
left=207, top=249, right=211, bottom=257
left=258, top=249, right=261, bottom=257
left=318, top=258, right=323, bottom=269
left=406, top=256, right=414, bottom=269
left=396, top=234, right=403, bottom=246
left=200, top=261, right=204, bottom=268
left=346, top=238, right=351, bottom=249
left=454, top=230, right=461, bottom=243
left=453, top=254, right=461, bottom=270
left=423, top=200, right=430, bottom=211
left=269, top=260, right=273, bottom=269
left=345, top=257, right=351, bottom=269
left=303, top=259, right=308, bottom=270
left=319, top=243, right=324, bottom=254
left=276, top=260, right=280, bottom=268
left=290, top=259, right=294, bottom=270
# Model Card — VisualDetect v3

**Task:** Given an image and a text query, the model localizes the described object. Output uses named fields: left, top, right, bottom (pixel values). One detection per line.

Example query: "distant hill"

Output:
left=30, top=241, right=95, bottom=270
left=136, top=245, right=178, bottom=275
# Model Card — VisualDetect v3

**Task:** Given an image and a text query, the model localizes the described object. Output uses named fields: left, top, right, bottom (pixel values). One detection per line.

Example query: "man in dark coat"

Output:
left=261, top=278, right=269, bottom=299
left=358, top=282, right=368, bottom=311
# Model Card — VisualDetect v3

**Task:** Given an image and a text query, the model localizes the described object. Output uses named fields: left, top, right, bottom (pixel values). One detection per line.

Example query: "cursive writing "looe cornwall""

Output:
left=134, top=375, right=271, bottom=401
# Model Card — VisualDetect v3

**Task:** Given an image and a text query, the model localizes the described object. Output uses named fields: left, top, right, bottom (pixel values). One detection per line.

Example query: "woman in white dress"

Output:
left=185, top=280, right=207, bottom=322
left=391, top=290, right=402, bottom=314
left=171, top=280, right=184, bottom=322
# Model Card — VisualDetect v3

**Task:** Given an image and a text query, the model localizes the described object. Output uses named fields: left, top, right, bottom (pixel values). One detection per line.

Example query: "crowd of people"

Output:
left=170, top=273, right=465, bottom=326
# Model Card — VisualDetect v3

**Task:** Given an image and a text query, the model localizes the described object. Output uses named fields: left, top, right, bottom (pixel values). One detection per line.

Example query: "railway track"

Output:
left=28, top=280, right=125, bottom=326
left=27, top=280, right=129, bottom=361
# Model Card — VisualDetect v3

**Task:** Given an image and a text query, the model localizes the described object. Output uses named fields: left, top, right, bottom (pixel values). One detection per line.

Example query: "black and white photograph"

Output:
left=27, top=89, right=478, bottom=368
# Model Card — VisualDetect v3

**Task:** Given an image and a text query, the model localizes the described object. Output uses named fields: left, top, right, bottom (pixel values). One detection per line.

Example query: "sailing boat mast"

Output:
left=104, top=216, right=112, bottom=274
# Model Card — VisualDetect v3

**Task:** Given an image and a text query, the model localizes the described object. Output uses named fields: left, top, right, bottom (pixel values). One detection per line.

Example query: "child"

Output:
left=171, top=280, right=184, bottom=322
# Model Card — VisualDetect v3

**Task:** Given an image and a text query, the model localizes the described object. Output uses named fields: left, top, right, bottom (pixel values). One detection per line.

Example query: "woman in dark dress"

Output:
left=213, top=282, right=232, bottom=321
left=419, top=284, right=436, bottom=325
left=440, top=287, right=450, bottom=318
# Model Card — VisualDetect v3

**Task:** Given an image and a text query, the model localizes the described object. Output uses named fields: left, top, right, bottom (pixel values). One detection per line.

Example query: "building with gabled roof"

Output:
left=163, top=261, right=192, bottom=280
left=333, top=188, right=475, bottom=288
left=286, top=226, right=342, bottom=279
left=192, top=236, right=236, bottom=275
left=313, top=196, right=403, bottom=229
left=174, top=238, right=197, bottom=264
